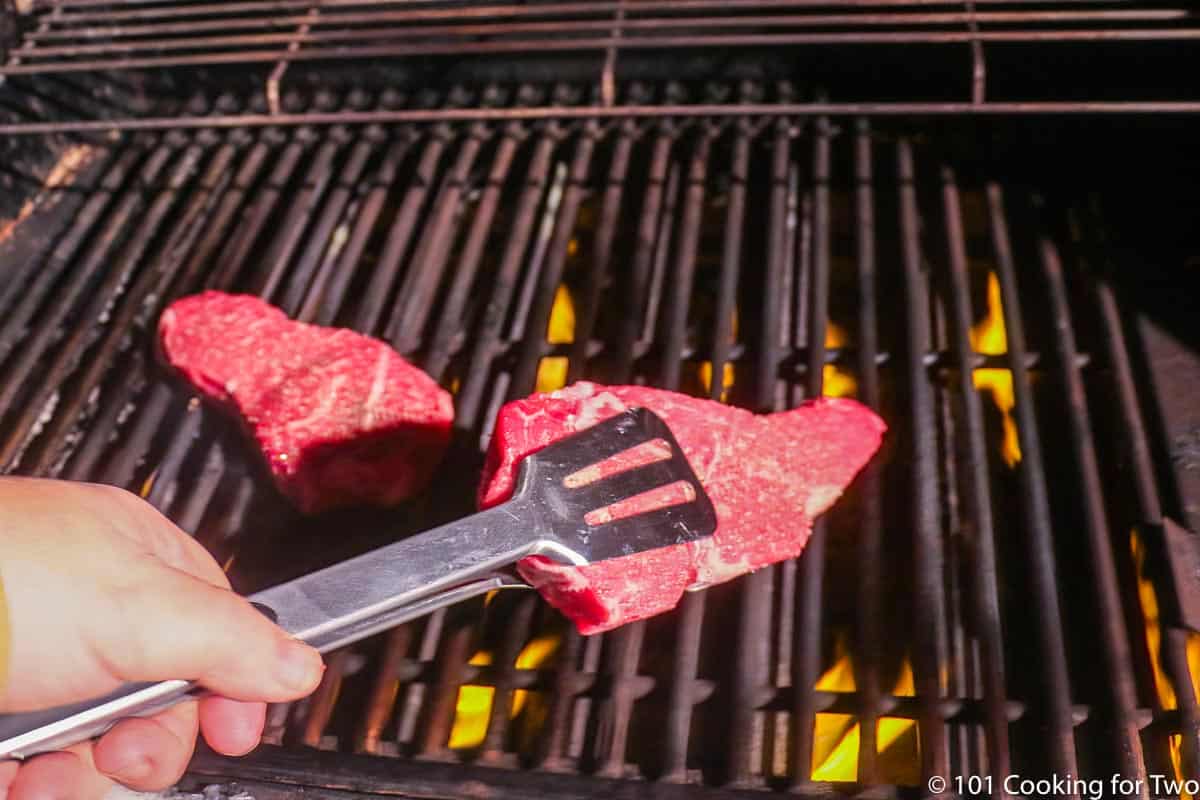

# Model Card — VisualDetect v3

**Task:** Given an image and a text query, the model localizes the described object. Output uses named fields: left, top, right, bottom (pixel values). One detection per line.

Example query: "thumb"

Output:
left=98, top=565, right=324, bottom=703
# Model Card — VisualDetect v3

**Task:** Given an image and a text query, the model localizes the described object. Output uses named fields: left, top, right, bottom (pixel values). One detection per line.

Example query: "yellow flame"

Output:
left=139, top=468, right=158, bottom=499
left=448, top=635, right=561, bottom=750
left=1132, top=528, right=1200, bottom=796
left=699, top=362, right=735, bottom=400
left=535, top=285, right=575, bottom=393
left=970, top=273, right=1021, bottom=467
left=699, top=310, right=739, bottom=402
left=823, top=322, right=857, bottom=399
left=810, top=636, right=919, bottom=785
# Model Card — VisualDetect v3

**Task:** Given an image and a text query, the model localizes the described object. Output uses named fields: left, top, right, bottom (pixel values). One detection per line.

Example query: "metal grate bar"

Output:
left=18, top=138, right=239, bottom=478
left=25, top=7, right=1194, bottom=46
left=278, top=136, right=376, bottom=316
left=611, top=129, right=672, bottom=383
left=897, top=137, right=950, bottom=780
left=0, top=143, right=172, bottom=435
left=256, top=136, right=344, bottom=302
left=1093, top=274, right=1200, bottom=777
left=454, top=128, right=556, bottom=425
left=423, top=128, right=520, bottom=380
left=986, top=183, right=1078, bottom=778
left=305, top=137, right=409, bottom=326
left=0, top=145, right=138, bottom=368
left=566, top=121, right=633, bottom=385
left=1035, top=229, right=1146, bottom=786
left=937, top=165, right=1012, bottom=789
left=352, top=133, right=445, bottom=335
left=3, top=106, right=1196, bottom=796
left=851, top=119, right=884, bottom=786
left=508, top=126, right=597, bottom=398
left=386, top=132, right=484, bottom=354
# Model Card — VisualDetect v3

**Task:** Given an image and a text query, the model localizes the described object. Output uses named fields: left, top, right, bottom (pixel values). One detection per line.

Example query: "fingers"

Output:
left=100, top=565, right=324, bottom=703
left=92, top=703, right=198, bottom=792
left=199, top=697, right=267, bottom=756
left=8, top=744, right=110, bottom=800
left=6, top=705, right=198, bottom=800
left=0, top=759, right=19, bottom=796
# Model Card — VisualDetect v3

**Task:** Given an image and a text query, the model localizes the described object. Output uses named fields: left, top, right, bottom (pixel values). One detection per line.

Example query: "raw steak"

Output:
left=159, top=291, right=454, bottom=513
left=480, top=382, right=885, bottom=634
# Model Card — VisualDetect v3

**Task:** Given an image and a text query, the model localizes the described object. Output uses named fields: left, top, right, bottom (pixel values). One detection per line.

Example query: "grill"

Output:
left=3, top=2, right=1200, bottom=798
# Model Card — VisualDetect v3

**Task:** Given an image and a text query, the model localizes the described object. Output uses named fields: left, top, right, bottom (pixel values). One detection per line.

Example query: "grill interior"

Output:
left=3, top=2, right=1200, bottom=798
left=1, top=108, right=1198, bottom=796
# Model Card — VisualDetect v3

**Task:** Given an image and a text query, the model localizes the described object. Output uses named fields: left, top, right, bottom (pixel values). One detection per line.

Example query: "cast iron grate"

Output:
left=0, top=97, right=1195, bottom=797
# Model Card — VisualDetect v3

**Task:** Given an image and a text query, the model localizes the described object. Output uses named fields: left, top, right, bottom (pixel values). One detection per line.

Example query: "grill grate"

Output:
left=3, top=0, right=1200, bottom=133
left=1, top=103, right=1198, bottom=797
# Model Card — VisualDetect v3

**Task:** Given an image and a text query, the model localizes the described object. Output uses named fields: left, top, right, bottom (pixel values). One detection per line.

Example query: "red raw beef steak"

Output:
left=479, top=382, right=885, bottom=634
left=160, top=291, right=454, bottom=513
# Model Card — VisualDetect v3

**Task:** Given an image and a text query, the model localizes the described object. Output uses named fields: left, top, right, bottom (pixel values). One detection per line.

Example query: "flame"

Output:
left=535, top=285, right=575, bottom=393
left=970, top=273, right=1022, bottom=467
left=448, top=635, right=561, bottom=750
left=699, top=310, right=738, bottom=402
left=699, top=362, right=735, bottom=400
left=822, top=322, right=857, bottom=399
left=139, top=470, right=156, bottom=498
left=810, top=635, right=919, bottom=785
left=1132, top=529, right=1200, bottom=796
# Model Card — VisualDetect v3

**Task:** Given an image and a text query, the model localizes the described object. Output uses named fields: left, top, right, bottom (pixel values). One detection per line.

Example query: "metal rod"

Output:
left=509, top=127, right=598, bottom=397
left=611, top=129, right=673, bottom=383
left=278, top=137, right=376, bottom=316
left=897, top=137, right=950, bottom=781
left=566, top=121, right=634, bottom=384
left=1093, top=276, right=1200, bottom=777
left=424, top=127, right=520, bottom=379
left=35, top=0, right=1170, bottom=25
left=454, top=128, right=557, bottom=426
left=387, top=130, right=485, bottom=355
left=479, top=594, right=539, bottom=760
left=352, top=133, right=446, bottom=334
left=985, top=182, right=1078, bottom=780
left=4, top=140, right=218, bottom=472
left=256, top=136, right=344, bottom=302
left=851, top=118, right=883, bottom=786
left=6, top=102, right=1200, bottom=136
left=0, top=143, right=174, bottom=435
left=938, top=164, right=1012, bottom=790
left=25, top=8, right=1190, bottom=58
left=6, top=27, right=1200, bottom=78
left=306, top=137, right=411, bottom=326
left=0, top=145, right=140, bottom=368
left=1036, top=230, right=1145, bottom=788
left=657, top=131, right=710, bottom=392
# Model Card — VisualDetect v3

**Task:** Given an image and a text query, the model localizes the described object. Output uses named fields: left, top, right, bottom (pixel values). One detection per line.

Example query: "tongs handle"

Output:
left=0, top=573, right=526, bottom=761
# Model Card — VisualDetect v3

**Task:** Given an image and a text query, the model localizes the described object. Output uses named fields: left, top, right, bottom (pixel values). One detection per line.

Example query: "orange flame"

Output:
left=1131, top=529, right=1200, bottom=797
left=448, top=634, right=561, bottom=750
left=970, top=273, right=1021, bottom=467
left=699, top=310, right=738, bottom=402
left=535, top=285, right=575, bottom=393
left=810, top=635, right=919, bottom=785
left=822, top=322, right=857, bottom=399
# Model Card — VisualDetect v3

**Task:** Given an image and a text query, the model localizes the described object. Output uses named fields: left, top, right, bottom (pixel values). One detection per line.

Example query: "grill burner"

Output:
left=2, top=7, right=1200, bottom=796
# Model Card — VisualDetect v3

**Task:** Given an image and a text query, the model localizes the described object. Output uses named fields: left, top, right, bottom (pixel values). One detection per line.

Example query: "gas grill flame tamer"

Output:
left=0, top=407, right=716, bottom=761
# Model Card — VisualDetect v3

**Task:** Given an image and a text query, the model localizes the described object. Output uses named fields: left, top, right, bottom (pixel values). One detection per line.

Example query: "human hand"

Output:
left=0, top=477, right=324, bottom=799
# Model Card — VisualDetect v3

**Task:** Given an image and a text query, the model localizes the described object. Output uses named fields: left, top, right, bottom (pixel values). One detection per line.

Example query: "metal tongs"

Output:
left=0, top=407, right=717, bottom=760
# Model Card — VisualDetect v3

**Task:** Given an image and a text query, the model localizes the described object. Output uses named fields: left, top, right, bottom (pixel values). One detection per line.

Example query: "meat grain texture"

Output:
left=159, top=291, right=453, bottom=513
left=480, top=382, right=886, bottom=634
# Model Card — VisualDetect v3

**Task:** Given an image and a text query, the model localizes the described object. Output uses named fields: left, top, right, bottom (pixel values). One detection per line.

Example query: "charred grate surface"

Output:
left=0, top=105, right=1197, bottom=798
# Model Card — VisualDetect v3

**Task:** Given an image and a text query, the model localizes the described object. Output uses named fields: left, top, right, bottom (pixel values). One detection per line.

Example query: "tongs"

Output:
left=0, top=407, right=717, bottom=760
